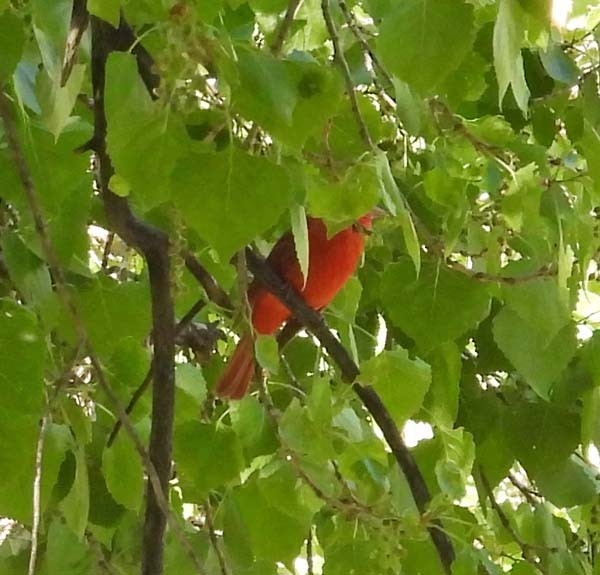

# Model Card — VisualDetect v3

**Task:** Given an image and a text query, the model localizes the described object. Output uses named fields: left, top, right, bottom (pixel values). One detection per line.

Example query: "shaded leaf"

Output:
left=493, top=0, right=530, bottom=113
left=360, top=347, right=431, bottom=425
left=377, top=0, right=475, bottom=93
left=381, top=259, right=491, bottom=352
left=172, top=148, right=292, bottom=259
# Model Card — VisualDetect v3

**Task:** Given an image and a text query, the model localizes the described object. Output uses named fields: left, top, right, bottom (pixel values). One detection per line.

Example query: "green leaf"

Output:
left=0, top=232, right=57, bottom=329
left=501, top=163, right=542, bottom=230
left=37, top=64, right=85, bottom=140
left=224, top=466, right=314, bottom=564
left=377, top=0, right=475, bottom=93
left=392, top=77, right=425, bottom=134
left=102, top=434, right=144, bottom=512
left=60, top=444, right=89, bottom=539
left=360, top=348, right=431, bottom=425
left=492, top=308, right=577, bottom=398
left=531, top=104, right=556, bottom=146
left=290, top=203, right=309, bottom=287
left=307, top=160, right=379, bottom=227
left=173, top=422, right=244, bottom=499
left=375, top=150, right=421, bottom=274
left=1, top=124, right=93, bottom=269
left=230, top=396, right=278, bottom=460
left=579, top=122, right=600, bottom=200
left=287, top=60, right=343, bottom=149
left=540, top=42, right=579, bottom=85
left=75, top=276, right=151, bottom=361
left=175, top=363, right=207, bottom=405
left=307, top=377, right=332, bottom=427
left=503, top=402, right=579, bottom=474
left=61, top=398, right=92, bottom=445
left=248, top=0, right=288, bottom=13
left=88, top=0, right=120, bottom=26
left=0, top=418, right=68, bottom=524
left=423, top=168, right=466, bottom=209
left=435, top=427, right=475, bottom=499
left=105, top=52, right=184, bottom=211
left=502, top=278, right=570, bottom=340
left=425, top=342, right=461, bottom=427
left=233, top=47, right=297, bottom=135
left=279, top=399, right=336, bottom=461
left=381, top=260, right=491, bottom=352
left=255, top=334, right=279, bottom=373
left=329, top=276, right=362, bottom=323
left=31, top=0, right=71, bottom=81
left=108, top=173, right=131, bottom=197
left=493, top=0, right=531, bottom=113
left=44, top=518, right=93, bottom=575
left=0, top=302, right=45, bottom=413
left=172, top=148, right=292, bottom=259
left=582, top=386, right=600, bottom=446
left=533, top=456, right=597, bottom=507
left=0, top=11, right=25, bottom=82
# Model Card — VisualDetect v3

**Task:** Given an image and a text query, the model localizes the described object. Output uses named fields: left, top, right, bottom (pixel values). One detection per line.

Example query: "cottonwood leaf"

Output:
left=102, top=434, right=144, bottom=512
left=381, top=260, right=491, bottom=352
left=492, top=308, right=576, bottom=398
left=172, top=148, right=292, bottom=259
left=0, top=11, right=24, bottom=82
left=360, top=348, right=431, bottom=425
left=493, top=0, right=530, bottom=113
left=60, top=445, right=89, bottom=539
left=106, top=53, right=184, bottom=211
left=377, top=0, right=475, bottom=93
left=290, top=203, right=309, bottom=287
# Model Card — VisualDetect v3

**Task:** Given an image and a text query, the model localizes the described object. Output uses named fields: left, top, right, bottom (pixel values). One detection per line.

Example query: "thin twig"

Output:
left=271, top=0, right=304, bottom=55
left=184, top=251, right=232, bottom=311
left=307, top=527, right=314, bottom=575
left=337, top=0, right=393, bottom=87
left=205, top=499, right=228, bottom=575
left=321, top=0, right=373, bottom=149
left=106, top=297, right=207, bottom=447
left=508, top=472, right=540, bottom=506
left=446, top=260, right=555, bottom=284
left=479, top=469, right=542, bottom=572
left=86, top=530, right=119, bottom=575
left=61, top=0, right=90, bottom=87
left=101, top=231, right=115, bottom=270
left=27, top=413, right=48, bottom=575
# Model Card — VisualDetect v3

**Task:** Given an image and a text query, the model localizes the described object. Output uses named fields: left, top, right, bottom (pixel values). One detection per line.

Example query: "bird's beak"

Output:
left=369, top=206, right=387, bottom=220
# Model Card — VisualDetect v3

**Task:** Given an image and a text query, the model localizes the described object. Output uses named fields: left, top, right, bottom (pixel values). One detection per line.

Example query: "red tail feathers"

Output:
left=215, top=334, right=256, bottom=399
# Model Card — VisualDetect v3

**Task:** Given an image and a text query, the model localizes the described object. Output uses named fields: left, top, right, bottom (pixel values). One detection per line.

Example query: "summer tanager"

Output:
left=216, top=211, right=379, bottom=399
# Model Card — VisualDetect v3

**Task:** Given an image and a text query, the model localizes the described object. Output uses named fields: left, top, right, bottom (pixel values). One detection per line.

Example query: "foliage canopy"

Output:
left=2, top=1, right=600, bottom=574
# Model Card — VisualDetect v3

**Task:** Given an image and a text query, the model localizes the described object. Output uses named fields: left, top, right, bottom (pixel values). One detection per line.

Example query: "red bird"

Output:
left=216, top=211, right=379, bottom=399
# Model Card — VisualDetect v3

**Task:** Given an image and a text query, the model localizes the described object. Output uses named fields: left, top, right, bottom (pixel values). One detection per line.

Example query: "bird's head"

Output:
left=356, top=206, right=387, bottom=232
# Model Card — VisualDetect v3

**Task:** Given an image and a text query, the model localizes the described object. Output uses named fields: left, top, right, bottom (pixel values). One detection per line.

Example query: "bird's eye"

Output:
left=353, top=223, right=372, bottom=235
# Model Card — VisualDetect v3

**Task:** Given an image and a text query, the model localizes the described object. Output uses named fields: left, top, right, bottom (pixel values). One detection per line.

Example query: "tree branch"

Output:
left=61, top=0, right=90, bottom=86
left=204, top=499, right=228, bottom=575
left=90, top=17, right=177, bottom=575
left=184, top=251, right=232, bottom=311
left=479, top=469, right=541, bottom=571
left=106, top=297, right=212, bottom=447
left=321, top=0, right=374, bottom=150
left=271, top=0, right=304, bottom=55
left=244, top=247, right=455, bottom=573
left=337, top=0, right=393, bottom=88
